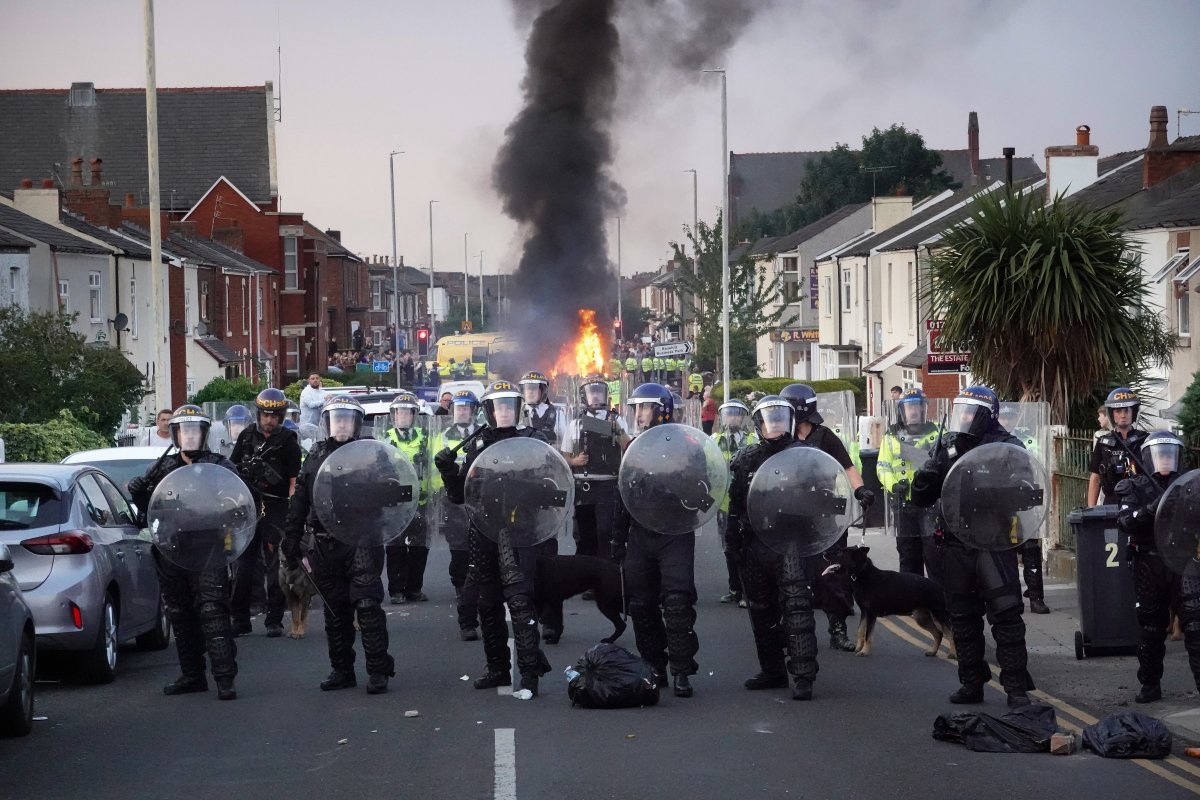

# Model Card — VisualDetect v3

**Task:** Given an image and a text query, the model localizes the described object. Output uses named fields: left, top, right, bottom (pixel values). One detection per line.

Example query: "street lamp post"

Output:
left=703, top=68, right=730, bottom=393
left=684, top=167, right=699, bottom=332
left=463, top=232, right=470, bottom=327
left=615, top=216, right=623, bottom=344
left=389, top=150, right=404, bottom=389
left=478, top=250, right=484, bottom=329
left=428, top=199, right=438, bottom=345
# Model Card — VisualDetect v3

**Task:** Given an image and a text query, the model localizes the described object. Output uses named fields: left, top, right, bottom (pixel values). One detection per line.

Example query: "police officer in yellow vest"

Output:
left=715, top=400, right=757, bottom=606
left=625, top=353, right=637, bottom=378
left=433, top=390, right=483, bottom=639
left=687, top=371, right=704, bottom=399
left=384, top=392, right=431, bottom=604
left=610, top=356, right=623, bottom=378
left=877, top=388, right=943, bottom=584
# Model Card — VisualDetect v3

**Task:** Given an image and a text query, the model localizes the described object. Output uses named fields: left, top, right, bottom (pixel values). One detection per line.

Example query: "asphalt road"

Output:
left=4, top=531, right=1200, bottom=800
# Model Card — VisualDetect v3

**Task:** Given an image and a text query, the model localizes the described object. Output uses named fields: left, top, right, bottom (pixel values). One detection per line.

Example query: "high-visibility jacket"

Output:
left=876, top=423, right=941, bottom=500
left=386, top=426, right=430, bottom=505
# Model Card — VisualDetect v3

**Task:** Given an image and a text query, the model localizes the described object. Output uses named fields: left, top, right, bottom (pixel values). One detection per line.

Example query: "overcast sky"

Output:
left=3, top=0, right=1198, bottom=280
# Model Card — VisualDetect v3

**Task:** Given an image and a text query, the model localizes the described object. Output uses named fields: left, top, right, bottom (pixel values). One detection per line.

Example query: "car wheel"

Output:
left=79, top=593, right=118, bottom=685
left=0, top=631, right=35, bottom=736
left=136, top=595, right=171, bottom=651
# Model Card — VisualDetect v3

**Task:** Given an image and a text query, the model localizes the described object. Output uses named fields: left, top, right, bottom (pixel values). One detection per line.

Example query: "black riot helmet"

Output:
left=780, top=384, right=823, bottom=426
left=627, top=382, right=674, bottom=432
left=949, top=385, right=999, bottom=449
left=482, top=381, right=523, bottom=429
left=322, top=395, right=364, bottom=443
left=751, top=396, right=795, bottom=442
left=1142, top=430, right=1184, bottom=477
left=896, top=388, right=928, bottom=434
left=169, top=404, right=212, bottom=455
left=1105, top=387, right=1140, bottom=428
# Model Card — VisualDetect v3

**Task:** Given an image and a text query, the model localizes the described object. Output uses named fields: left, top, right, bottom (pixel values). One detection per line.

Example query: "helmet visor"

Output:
left=522, top=384, right=544, bottom=404
left=631, top=401, right=661, bottom=433
left=173, top=420, right=208, bottom=451
left=950, top=401, right=990, bottom=439
left=452, top=403, right=475, bottom=425
left=326, top=409, right=361, bottom=442
left=756, top=405, right=794, bottom=438
left=489, top=397, right=521, bottom=428
left=719, top=408, right=747, bottom=430
left=583, top=384, right=608, bottom=407
left=1146, top=442, right=1181, bottom=475
left=392, top=408, right=415, bottom=429
left=900, top=400, right=927, bottom=428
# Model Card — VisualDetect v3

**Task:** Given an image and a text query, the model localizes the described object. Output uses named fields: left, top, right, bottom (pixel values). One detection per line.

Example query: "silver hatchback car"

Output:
left=0, top=465, right=170, bottom=684
left=0, top=542, right=35, bottom=736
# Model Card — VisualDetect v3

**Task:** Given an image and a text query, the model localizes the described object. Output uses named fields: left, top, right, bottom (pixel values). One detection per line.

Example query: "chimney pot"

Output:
left=70, top=157, right=84, bottom=187
left=1076, top=125, right=1091, bottom=146
left=42, top=178, right=54, bottom=189
left=125, top=193, right=136, bottom=208
left=89, top=158, right=103, bottom=185
left=968, top=111, right=980, bottom=185
left=1149, top=106, right=1170, bottom=149
left=19, top=178, right=33, bottom=189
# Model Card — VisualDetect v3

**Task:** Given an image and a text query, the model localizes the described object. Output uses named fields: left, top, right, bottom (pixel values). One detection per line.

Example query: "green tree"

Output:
left=188, top=376, right=265, bottom=405
left=925, top=189, right=1176, bottom=425
left=1178, top=370, right=1200, bottom=445
left=611, top=285, right=653, bottom=341
left=737, top=125, right=959, bottom=241
left=0, top=307, right=148, bottom=436
left=669, top=213, right=795, bottom=379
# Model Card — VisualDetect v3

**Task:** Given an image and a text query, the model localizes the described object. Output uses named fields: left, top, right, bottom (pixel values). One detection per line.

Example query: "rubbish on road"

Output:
left=33, top=716, right=47, bottom=721
left=460, top=675, right=470, bottom=681
left=566, top=643, right=660, bottom=709
left=371, top=730, right=378, bottom=734
left=1184, top=746, right=1200, bottom=758
left=1082, top=711, right=1172, bottom=759
left=337, top=738, right=348, bottom=745
left=513, top=689, right=534, bottom=700
left=1050, top=732, right=1076, bottom=755
left=404, top=710, right=420, bottom=718
left=933, top=704, right=1058, bottom=753
left=625, top=734, right=636, bottom=739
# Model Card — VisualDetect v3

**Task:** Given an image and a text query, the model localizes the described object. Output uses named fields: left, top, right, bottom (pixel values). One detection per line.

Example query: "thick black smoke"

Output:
left=494, top=0, right=771, bottom=371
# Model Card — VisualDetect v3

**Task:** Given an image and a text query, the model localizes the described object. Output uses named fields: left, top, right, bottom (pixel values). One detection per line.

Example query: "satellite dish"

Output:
left=110, top=313, right=129, bottom=332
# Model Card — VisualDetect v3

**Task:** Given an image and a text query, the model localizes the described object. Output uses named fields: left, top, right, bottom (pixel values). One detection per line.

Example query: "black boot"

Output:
left=460, top=627, right=480, bottom=641
left=541, top=626, right=562, bottom=645
left=473, top=669, right=512, bottom=690
left=163, top=674, right=208, bottom=696
left=366, top=673, right=389, bottom=694
left=949, top=684, right=984, bottom=704
left=744, top=671, right=789, bottom=690
left=215, top=677, right=237, bottom=701
left=792, top=678, right=813, bottom=701
left=1006, top=691, right=1031, bottom=708
left=828, top=618, right=856, bottom=652
left=1136, top=683, right=1162, bottom=703
left=673, top=674, right=693, bottom=698
left=1028, top=598, right=1050, bottom=614
left=320, top=670, right=357, bottom=691
left=518, top=673, right=540, bottom=698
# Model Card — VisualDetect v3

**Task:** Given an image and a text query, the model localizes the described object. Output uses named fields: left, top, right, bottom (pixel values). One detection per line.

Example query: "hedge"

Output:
left=188, top=376, right=266, bottom=405
left=1179, top=369, right=1200, bottom=445
left=0, top=410, right=109, bottom=463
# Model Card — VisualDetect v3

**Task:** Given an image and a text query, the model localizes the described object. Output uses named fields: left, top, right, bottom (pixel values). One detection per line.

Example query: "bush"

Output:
left=0, top=410, right=109, bottom=463
left=1179, top=370, right=1200, bottom=445
left=189, top=377, right=266, bottom=405
left=711, top=378, right=863, bottom=404
left=283, top=375, right=345, bottom=402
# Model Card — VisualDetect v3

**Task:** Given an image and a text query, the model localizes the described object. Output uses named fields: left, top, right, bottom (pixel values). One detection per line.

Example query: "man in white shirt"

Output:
left=143, top=408, right=174, bottom=447
left=299, top=374, right=326, bottom=426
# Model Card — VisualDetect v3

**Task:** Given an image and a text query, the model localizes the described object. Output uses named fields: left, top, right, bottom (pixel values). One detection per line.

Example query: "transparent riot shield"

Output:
left=208, top=420, right=234, bottom=458
left=464, top=436, right=575, bottom=548
left=313, top=439, right=419, bottom=548
left=880, top=426, right=941, bottom=538
left=374, top=416, right=435, bottom=548
left=148, top=463, right=256, bottom=571
left=618, top=423, right=729, bottom=535
left=817, top=389, right=857, bottom=451
left=427, top=415, right=474, bottom=550
left=1154, top=470, right=1200, bottom=575
left=747, top=446, right=856, bottom=557
left=941, top=442, right=1048, bottom=551
left=296, top=423, right=322, bottom=455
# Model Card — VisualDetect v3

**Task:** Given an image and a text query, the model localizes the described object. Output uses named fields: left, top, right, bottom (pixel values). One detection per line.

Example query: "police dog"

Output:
left=278, top=557, right=316, bottom=639
left=536, top=555, right=626, bottom=644
left=830, top=546, right=955, bottom=658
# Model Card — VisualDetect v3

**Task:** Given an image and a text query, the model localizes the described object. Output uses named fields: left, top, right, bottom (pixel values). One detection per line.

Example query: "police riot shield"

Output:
left=941, top=442, right=1048, bottom=551
left=463, top=436, right=574, bottom=548
left=312, top=439, right=419, bottom=548
left=208, top=420, right=234, bottom=458
left=618, top=423, right=729, bottom=535
left=427, top=416, right=476, bottom=550
left=747, top=446, right=856, bottom=557
left=297, top=423, right=322, bottom=454
left=147, top=463, right=257, bottom=571
left=1154, top=470, right=1200, bottom=575
left=817, top=389, right=857, bottom=451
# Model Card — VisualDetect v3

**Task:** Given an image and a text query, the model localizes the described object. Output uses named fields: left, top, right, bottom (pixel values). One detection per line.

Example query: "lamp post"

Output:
left=703, top=68, right=730, bottom=392
left=684, top=167, right=699, bottom=331
left=478, top=250, right=484, bottom=329
left=463, top=232, right=470, bottom=327
left=389, top=150, right=404, bottom=389
left=428, top=199, right=438, bottom=345
left=615, top=216, right=623, bottom=344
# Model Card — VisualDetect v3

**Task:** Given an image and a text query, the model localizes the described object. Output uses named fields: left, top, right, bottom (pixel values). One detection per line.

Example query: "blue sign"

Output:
left=372, top=360, right=391, bottom=373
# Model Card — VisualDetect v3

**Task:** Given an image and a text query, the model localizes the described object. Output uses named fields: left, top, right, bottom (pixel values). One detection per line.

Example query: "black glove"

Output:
left=280, top=536, right=301, bottom=562
left=854, top=486, right=875, bottom=508
left=127, top=475, right=148, bottom=497
left=434, top=448, right=458, bottom=473
left=610, top=539, right=626, bottom=564
left=893, top=479, right=910, bottom=499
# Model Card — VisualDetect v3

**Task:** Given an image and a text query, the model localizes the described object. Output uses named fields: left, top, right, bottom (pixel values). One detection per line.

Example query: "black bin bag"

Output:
left=1083, top=712, right=1172, bottom=759
left=567, top=643, right=660, bottom=709
left=933, top=704, right=1058, bottom=753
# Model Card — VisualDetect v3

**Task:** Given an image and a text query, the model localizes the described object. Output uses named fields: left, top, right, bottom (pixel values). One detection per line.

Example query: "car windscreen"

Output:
left=0, top=482, right=65, bottom=529
left=77, top=460, right=157, bottom=495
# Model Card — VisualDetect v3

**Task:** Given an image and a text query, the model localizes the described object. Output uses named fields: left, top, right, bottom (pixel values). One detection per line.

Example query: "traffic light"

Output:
left=415, top=325, right=430, bottom=357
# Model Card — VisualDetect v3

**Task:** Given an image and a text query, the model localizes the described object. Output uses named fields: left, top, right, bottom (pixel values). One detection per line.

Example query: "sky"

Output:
left=3, top=0, right=1199, bottom=282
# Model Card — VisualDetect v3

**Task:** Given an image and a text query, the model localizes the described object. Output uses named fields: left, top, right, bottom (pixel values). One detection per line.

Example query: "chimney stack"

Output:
left=89, top=158, right=103, bottom=186
left=41, top=178, right=54, bottom=189
left=70, top=157, right=84, bottom=187
left=968, top=111, right=980, bottom=186
left=125, top=193, right=136, bottom=208
left=1149, top=105, right=1169, bottom=149
left=1045, top=123, right=1100, bottom=200
left=1002, top=147, right=1015, bottom=188
left=325, top=229, right=342, bottom=242
left=1076, top=125, right=1091, bottom=146
left=19, top=178, right=33, bottom=189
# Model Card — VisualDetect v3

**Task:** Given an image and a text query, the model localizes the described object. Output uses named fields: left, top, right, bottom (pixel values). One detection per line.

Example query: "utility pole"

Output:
left=428, top=199, right=438, bottom=344
left=389, top=150, right=403, bottom=389
left=463, top=232, right=470, bottom=326
left=144, top=0, right=167, bottom=409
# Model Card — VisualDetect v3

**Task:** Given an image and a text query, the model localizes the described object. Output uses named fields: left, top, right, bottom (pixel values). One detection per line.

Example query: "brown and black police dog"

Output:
left=829, top=546, right=955, bottom=658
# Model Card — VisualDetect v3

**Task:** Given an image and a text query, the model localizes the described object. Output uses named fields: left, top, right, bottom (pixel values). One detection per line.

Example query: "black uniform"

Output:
left=1116, top=471, right=1200, bottom=695
left=912, top=427, right=1035, bottom=702
left=525, top=402, right=564, bottom=641
left=229, top=423, right=302, bottom=632
left=1090, top=428, right=1150, bottom=501
left=441, top=425, right=554, bottom=692
left=794, top=423, right=857, bottom=648
left=128, top=452, right=241, bottom=691
left=440, top=422, right=481, bottom=636
left=727, top=435, right=819, bottom=696
left=567, top=410, right=625, bottom=561
left=282, top=438, right=395, bottom=685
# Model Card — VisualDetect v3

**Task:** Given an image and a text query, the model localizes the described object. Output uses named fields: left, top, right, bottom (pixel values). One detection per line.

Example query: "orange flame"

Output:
left=552, top=309, right=608, bottom=378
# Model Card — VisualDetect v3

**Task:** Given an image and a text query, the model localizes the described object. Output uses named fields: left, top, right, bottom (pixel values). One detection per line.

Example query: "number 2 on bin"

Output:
left=1104, top=542, right=1119, bottom=568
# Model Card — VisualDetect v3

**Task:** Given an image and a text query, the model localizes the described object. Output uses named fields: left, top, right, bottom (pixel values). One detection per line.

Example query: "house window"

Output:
left=200, top=282, right=210, bottom=321
left=184, top=288, right=193, bottom=337
left=902, top=368, right=919, bottom=389
left=373, top=329, right=383, bottom=347
left=186, top=378, right=196, bottom=397
left=287, top=336, right=301, bottom=377
left=841, top=268, right=851, bottom=312
left=837, top=350, right=858, bottom=379
left=1179, top=288, right=1191, bottom=337
left=886, top=263, right=893, bottom=332
left=823, top=277, right=832, bottom=318
left=224, top=280, right=231, bottom=335
left=8, top=267, right=15, bottom=293
left=371, top=279, right=383, bottom=310
left=58, top=279, right=69, bottom=309
left=284, top=237, right=298, bottom=289
left=242, top=281, right=249, bottom=334
left=782, top=277, right=801, bottom=304
left=257, top=284, right=263, bottom=321
left=88, top=271, right=102, bottom=322
left=346, top=266, right=358, bottom=306
left=129, top=273, right=138, bottom=338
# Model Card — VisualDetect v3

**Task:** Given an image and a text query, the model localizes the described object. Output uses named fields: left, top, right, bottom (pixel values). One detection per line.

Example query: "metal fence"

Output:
left=1052, top=431, right=1095, bottom=551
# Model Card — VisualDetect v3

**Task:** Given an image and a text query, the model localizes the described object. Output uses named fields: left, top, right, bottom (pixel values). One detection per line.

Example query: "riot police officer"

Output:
left=281, top=395, right=396, bottom=694
left=877, top=388, right=942, bottom=584
left=519, top=370, right=567, bottom=642
left=912, top=386, right=1035, bottom=707
left=780, top=383, right=874, bottom=652
left=1088, top=387, right=1149, bottom=507
left=727, top=396, right=822, bottom=699
left=999, top=403, right=1049, bottom=614
left=434, top=389, right=483, bottom=639
left=128, top=405, right=243, bottom=700
left=1116, top=430, right=1198, bottom=703
left=436, top=381, right=554, bottom=696
left=229, top=388, right=302, bottom=637
left=384, top=392, right=431, bottom=605
left=611, top=383, right=700, bottom=698
left=561, top=374, right=630, bottom=560
left=715, top=400, right=756, bottom=605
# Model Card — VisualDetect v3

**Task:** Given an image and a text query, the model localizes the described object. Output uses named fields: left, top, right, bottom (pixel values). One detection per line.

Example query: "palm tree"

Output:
left=925, top=189, right=1175, bottom=425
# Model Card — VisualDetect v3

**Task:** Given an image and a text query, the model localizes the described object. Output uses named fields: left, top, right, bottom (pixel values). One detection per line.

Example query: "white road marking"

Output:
left=494, top=728, right=516, bottom=800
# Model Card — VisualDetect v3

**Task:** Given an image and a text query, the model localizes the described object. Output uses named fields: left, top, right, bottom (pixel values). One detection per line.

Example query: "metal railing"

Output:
left=1052, top=431, right=1096, bottom=551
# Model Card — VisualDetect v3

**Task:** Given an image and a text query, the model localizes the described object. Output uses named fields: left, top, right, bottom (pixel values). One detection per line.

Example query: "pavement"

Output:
left=4, top=525, right=1200, bottom=799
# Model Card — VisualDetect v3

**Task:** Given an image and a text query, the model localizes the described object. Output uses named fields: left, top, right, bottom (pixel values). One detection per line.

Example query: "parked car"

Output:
left=0, top=464, right=170, bottom=684
left=0, top=543, right=35, bottom=736
left=61, top=446, right=168, bottom=500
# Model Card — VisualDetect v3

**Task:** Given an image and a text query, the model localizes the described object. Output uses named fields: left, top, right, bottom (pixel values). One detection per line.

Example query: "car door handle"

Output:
left=116, top=550, right=125, bottom=559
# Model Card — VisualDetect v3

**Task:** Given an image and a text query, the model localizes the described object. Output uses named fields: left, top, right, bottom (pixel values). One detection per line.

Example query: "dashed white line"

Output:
left=494, top=727, right=516, bottom=800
